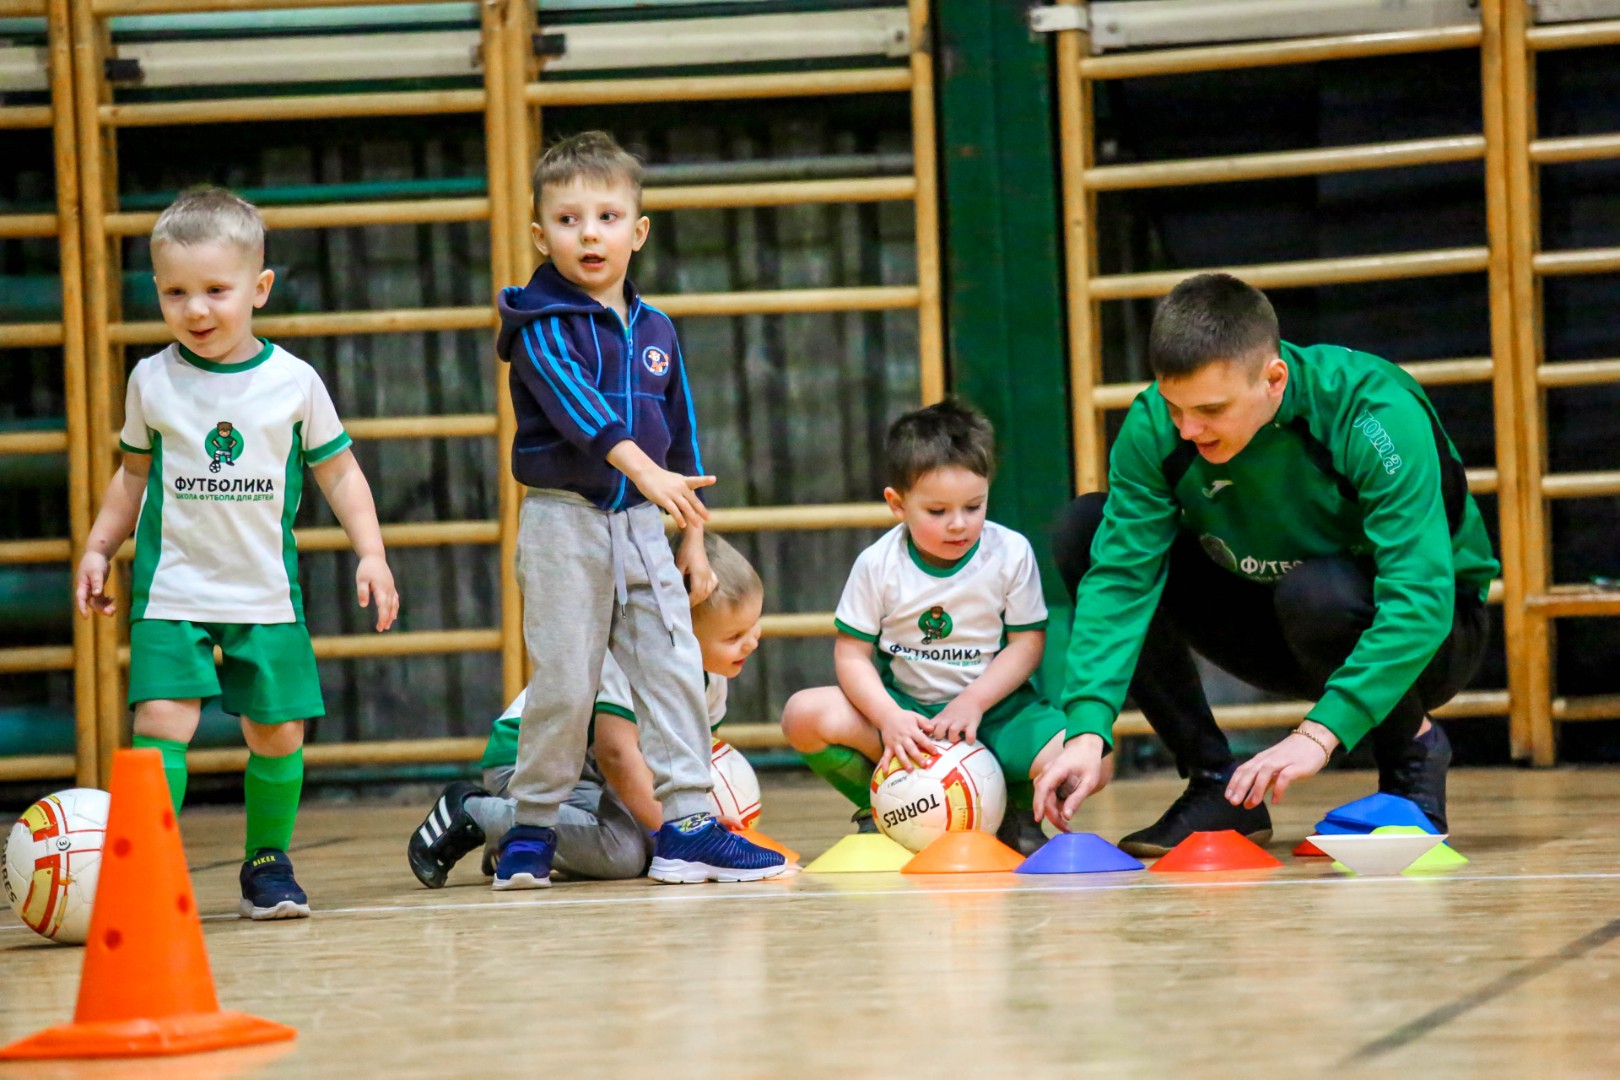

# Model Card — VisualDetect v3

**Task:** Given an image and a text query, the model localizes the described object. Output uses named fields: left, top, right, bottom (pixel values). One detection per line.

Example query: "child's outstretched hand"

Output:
left=677, top=534, right=718, bottom=607
left=932, top=697, right=983, bottom=745
left=356, top=554, right=399, bottom=631
left=632, top=465, right=714, bottom=529
left=877, top=709, right=936, bottom=773
left=74, top=553, right=117, bottom=617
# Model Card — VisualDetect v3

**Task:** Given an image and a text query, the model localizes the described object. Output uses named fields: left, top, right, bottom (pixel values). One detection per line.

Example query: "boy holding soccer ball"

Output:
left=780, top=400, right=1075, bottom=853
left=409, top=531, right=767, bottom=887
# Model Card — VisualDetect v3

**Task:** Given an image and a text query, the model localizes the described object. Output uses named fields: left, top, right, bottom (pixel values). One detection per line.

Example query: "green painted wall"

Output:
left=935, top=0, right=1073, bottom=624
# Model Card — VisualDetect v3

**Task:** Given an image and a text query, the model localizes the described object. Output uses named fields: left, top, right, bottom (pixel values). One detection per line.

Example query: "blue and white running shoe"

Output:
left=648, top=812, right=788, bottom=884
left=493, top=825, right=557, bottom=890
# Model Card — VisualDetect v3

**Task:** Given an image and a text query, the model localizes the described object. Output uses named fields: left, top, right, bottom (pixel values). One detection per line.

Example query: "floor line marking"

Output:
left=6, top=868, right=1620, bottom=936
left=213, top=869, right=1620, bottom=923
left=1346, top=917, right=1620, bottom=1063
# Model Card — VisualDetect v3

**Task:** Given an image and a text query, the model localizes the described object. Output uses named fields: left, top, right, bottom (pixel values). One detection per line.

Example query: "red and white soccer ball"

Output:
left=707, top=738, right=762, bottom=828
left=4, top=787, right=112, bottom=944
left=870, top=740, right=1007, bottom=852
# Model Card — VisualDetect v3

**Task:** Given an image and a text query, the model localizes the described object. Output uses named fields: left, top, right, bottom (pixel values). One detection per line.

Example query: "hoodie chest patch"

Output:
left=641, top=345, right=669, bottom=376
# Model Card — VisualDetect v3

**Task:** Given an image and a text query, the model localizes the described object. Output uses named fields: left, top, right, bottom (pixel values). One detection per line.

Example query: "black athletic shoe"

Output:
left=852, top=808, right=878, bottom=835
left=408, top=780, right=489, bottom=889
left=480, top=847, right=499, bottom=878
left=1379, top=720, right=1451, bottom=833
left=996, top=807, right=1048, bottom=856
left=239, top=848, right=311, bottom=920
left=1117, top=770, right=1273, bottom=858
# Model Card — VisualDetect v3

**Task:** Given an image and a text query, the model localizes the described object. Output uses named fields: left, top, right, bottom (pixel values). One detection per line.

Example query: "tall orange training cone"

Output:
left=0, top=749, right=296, bottom=1060
left=901, top=830, right=1026, bottom=874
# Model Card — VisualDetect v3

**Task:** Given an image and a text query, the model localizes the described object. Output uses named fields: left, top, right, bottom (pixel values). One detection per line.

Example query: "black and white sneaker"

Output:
left=239, top=848, right=311, bottom=920
left=1379, top=720, right=1451, bottom=833
left=1117, top=769, right=1273, bottom=858
left=408, top=780, right=489, bottom=889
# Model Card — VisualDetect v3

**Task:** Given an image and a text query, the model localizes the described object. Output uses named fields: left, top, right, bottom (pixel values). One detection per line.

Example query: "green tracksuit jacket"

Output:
left=1061, top=341, right=1500, bottom=751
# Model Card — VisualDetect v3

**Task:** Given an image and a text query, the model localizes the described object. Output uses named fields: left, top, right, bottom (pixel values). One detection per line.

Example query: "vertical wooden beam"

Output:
left=69, top=0, right=123, bottom=785
left=909, top=0, right=945, bottom=404
left=1055, top=0, right=1105, bottom=493
left=47, top=0, right=97, bottom=787
left=481, top=0, right=526, bottom=706
left=1477, top=0, right=1533, bottom=763
left=1499, top=0, right=1555, bottom=764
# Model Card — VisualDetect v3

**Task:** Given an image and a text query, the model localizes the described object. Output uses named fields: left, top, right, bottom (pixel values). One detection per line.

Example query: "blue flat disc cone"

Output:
left=1015, top=832, right=1145, bottom=874
left=1322, top=793, right=1438, bottom=834
left=1310, top=819, right=1365, bottom=836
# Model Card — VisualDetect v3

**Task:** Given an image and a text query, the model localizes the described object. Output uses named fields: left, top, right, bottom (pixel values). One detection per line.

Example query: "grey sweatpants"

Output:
left=477, top=765, right=651, bottom=880
left=511, top=490, right=711, bottom=827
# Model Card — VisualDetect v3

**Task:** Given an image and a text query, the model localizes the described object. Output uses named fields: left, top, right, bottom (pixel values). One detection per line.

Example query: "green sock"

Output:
left=1007, top=779, right=1035, bottom=813
left=801, top=745, right=875, bottom=811
left=133, top=734, right=189, bottom=815
left=243, top=747, right=303, bottom=858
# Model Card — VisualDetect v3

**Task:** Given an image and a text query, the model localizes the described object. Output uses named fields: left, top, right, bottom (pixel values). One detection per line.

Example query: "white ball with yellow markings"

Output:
left=5, top=787, right=112, bottom=944
left=869, top=740, right=1006, bottom=852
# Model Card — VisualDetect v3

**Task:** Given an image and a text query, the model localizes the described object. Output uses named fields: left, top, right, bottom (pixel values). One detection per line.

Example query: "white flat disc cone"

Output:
left=1307, top=832, right=1448, bottom=876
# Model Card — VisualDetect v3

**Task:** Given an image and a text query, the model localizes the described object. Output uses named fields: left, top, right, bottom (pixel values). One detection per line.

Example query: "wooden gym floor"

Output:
left=2, top=767, right=1619, bottom=1079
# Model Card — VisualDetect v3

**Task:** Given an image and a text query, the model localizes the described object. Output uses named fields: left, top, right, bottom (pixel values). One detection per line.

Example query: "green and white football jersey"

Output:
left=118, top=340, right=352, bottom=624
left=833, top=521, right=1049, bottom=704
left=595, top=650, right=729, bottom=730
left=479, top=660, right=728, bottom=769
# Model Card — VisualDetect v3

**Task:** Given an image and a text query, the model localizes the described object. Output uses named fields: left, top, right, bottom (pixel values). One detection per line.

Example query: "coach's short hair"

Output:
left=150, top=186, right=264, bottom=260
left=1148, top=273, right=1280, bottom=380
left=885, top=398, right=996, bottom=493
left=532, top=131, right=645, bottom=219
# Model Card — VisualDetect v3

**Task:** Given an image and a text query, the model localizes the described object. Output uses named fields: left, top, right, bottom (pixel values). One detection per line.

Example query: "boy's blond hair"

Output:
left=531, top=131, right=644, bottom=219
left=695, top=532, right=762, bottom=616
left=150, top=186, right=265, bottom=261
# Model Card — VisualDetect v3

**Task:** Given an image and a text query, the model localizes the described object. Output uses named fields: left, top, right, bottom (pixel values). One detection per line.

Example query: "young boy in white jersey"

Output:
left=408, top=531, right=763, bottom=886
left=492, top=131, right=783, bottom=887
left=781, top=399, right=1072, bottom=853
left=75, top=187, right=398, bottom=919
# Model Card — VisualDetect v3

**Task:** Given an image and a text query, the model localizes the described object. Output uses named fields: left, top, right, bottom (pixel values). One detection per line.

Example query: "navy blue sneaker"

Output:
left=648, top=812, right=788, bottom=883
left=408, top=780, right=488, bottom=889
left=239, top=848, right=311, bottom=920
left=996, top=807, right=1048, bottom=856
left=852, top=807, right=879, bottom=835
left=1379, top=719, right=1451, bottom=833
left=493, top=825, right=556, bottom=890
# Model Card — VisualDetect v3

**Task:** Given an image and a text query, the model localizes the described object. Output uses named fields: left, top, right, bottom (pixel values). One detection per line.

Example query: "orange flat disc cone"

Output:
left=902, top=830, right=1025, bottom=874
left=1150, top=830, right=1282, bottom=872
left=736, top=827, right=800, bottom=864
left=1293, top=839, right=1329, bottom=858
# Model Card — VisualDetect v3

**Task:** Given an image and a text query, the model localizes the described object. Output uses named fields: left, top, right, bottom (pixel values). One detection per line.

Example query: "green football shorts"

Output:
left=881, top=679, right=1066, bottom=780
left=127, top=619, right=324, bottom=723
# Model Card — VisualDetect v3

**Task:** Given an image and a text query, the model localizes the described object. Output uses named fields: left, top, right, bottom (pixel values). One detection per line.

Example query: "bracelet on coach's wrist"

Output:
left=1291, top=724, right=1333, bottom=762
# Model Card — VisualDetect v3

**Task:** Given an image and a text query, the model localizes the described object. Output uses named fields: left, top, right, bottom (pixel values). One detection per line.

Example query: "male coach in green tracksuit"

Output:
left=1034, top=273, right=1497, bottom=856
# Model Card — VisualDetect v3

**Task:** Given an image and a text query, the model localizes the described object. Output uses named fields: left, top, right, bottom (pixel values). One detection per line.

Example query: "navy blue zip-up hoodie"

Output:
left=495, top=261, right=703, bottom=512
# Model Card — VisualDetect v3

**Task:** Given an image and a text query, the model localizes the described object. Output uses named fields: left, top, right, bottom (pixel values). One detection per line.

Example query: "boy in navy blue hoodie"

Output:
left=488, top=130, right=785, bottom=888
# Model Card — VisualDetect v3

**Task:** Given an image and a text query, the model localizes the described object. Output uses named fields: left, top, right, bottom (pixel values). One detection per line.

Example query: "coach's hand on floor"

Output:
left=1033, top=733, right=1109, bottom=831
left=1225, top=721, right=1338, bottom=809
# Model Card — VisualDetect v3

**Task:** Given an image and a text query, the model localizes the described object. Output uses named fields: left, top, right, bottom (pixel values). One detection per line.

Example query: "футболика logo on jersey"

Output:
left=174, top=419, right=272, bottom=501
left=205, top=420, right=244, bottom=473
left=918, top=605, right=953, bottom=644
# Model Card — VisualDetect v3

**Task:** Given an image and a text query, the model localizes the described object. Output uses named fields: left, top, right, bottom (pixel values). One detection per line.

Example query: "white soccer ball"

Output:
left=870, top=740, right=1007, bottom=853
left=5, top=788, right=112, bottom=944
left=707, top=738, right=762, bottom=828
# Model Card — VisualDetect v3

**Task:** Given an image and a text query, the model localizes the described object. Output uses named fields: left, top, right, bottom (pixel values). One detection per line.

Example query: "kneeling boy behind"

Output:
left=409, top=532, right=764, bottom=886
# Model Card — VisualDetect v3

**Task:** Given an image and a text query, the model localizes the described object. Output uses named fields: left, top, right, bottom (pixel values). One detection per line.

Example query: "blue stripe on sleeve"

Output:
left=671, top=333, right=703, bottom=474
left=522, top=325, right=599, bottom=437
left=549, top=318, right=619, bottom=425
